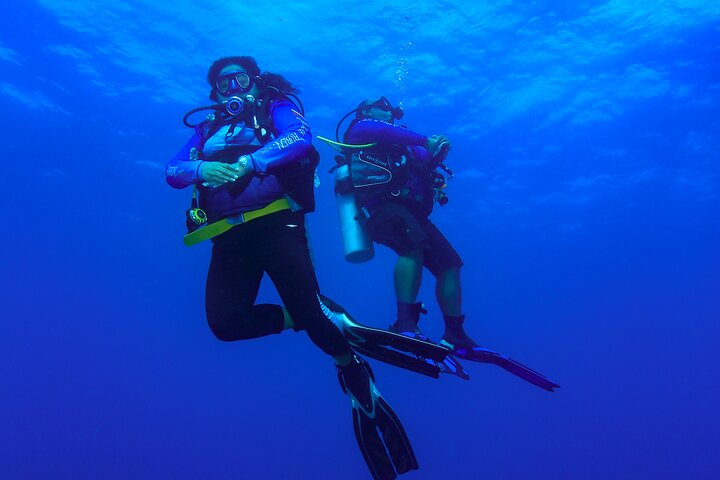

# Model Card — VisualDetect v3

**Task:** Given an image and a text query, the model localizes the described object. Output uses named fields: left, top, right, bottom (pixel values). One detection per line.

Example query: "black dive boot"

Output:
left=389, top=301, right=423, bottom=335
left=337, top=355, right=419, bottom=480
left=390, top=305, right=470, bottom=380
left=440, top=315, right=479, bottom=350
left=441, top=315, right=560, bottom=392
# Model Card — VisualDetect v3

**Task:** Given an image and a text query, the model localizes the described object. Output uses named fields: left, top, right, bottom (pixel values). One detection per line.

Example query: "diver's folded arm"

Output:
left=165, top=133, right=205, bottom=189
left=249, top=99, right=313, bottom=174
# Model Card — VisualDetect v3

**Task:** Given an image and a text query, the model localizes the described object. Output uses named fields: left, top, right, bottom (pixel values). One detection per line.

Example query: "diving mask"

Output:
left=366, top=96, right=404, bottom=120
left=215, top=71, right=256, bottom=96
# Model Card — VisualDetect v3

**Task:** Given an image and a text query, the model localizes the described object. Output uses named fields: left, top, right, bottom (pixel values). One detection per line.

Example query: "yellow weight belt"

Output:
left=183, top=197, right=291, bottom=247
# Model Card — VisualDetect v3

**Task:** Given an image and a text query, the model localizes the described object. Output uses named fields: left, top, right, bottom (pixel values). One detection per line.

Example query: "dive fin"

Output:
left=350, top=342, right=442, bottom=378
left=319, top=295, right=451, bottom=378
left=441, top=343, right=560, bottom=392
left=338, top=355, right=419, bottom=480
left=435, top=353, right=470, bottom=380
left=392, top=329, right=470, bottom=381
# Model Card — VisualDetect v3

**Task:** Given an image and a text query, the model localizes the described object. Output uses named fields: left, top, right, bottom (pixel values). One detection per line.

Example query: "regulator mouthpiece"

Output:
left=225, top=96, right=245, bottom=116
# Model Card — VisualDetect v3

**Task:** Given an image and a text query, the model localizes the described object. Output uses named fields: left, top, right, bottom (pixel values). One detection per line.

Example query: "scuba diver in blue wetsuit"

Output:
left=327, top=96, right=559, bottom=391
left=166, top=57, right=454, bottom=480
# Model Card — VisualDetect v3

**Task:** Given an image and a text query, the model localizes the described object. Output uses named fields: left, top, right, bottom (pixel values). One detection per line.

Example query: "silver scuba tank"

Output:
left=334, top=164, right=374, bottom=263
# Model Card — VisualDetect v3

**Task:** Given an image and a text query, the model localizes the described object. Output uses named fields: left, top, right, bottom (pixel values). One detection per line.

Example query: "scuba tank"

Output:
left=334, top=163, right=374, bottom=263
left=325, top=96, right=406, bottom=263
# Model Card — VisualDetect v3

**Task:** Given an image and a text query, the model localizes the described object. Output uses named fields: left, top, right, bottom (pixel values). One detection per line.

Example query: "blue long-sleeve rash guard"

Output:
left=166, top=99, right=312, bottom=189
left=345, top=119, right=433, bottom=166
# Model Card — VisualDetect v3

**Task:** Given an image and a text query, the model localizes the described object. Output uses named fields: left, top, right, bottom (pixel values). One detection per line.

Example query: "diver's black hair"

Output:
left=206, top=56, right=299, bottom=101
left=207, top=56, right=260, bottom=83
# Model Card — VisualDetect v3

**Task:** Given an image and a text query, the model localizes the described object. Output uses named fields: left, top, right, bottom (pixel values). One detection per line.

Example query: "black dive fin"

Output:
left=392, top=329, right=470, bottom=381
left=350, top=342, right=441, bottom=378
left=442, top=343, right=560, bottom=392
left=339, top=355, right=419, bottom=480
left=319, top=295, right=451, bottom=373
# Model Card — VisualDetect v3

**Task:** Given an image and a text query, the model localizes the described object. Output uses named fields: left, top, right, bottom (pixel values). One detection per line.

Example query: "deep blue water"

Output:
left=2, top=1, right=719, bottom=479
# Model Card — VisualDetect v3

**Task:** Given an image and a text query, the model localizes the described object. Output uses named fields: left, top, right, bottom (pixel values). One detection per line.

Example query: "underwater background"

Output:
left=2, top=1, right=719, bottom=479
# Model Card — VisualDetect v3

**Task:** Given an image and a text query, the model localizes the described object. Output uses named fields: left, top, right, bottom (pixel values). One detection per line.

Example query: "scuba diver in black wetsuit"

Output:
left=325, top=96, right=559, bottom=391
left=166, top=57, right=455, bottom=480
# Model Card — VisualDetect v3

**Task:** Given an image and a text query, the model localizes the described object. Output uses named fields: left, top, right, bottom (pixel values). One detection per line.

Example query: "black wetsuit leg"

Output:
left=263, top=212, right=351, bottom=357
left=204, top=210, right=350, bottom=357
left=205, top=221, right=284, bottom=341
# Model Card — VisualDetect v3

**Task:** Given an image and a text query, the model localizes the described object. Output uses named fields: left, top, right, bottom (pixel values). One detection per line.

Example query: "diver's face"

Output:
left=214, top=64, right=260, bottom=101
left=364, top=105, right=394, bottom=123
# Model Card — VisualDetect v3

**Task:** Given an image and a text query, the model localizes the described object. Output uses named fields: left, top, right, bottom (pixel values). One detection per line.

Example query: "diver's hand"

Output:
left=232, top=155, right=254, bottom=179
left=200, top=161, right=239, bottom=187
left=425, top=135, right=451, bottom=159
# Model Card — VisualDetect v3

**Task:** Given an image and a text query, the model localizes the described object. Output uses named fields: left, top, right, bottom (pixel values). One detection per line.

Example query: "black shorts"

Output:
left=364, top=202, right=463, bottom=277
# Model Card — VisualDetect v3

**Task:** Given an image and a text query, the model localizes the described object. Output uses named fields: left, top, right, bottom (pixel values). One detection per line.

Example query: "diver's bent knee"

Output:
left=206, top=315, right=255, bottom=342
left=208, top=323, right=240, bottom=342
